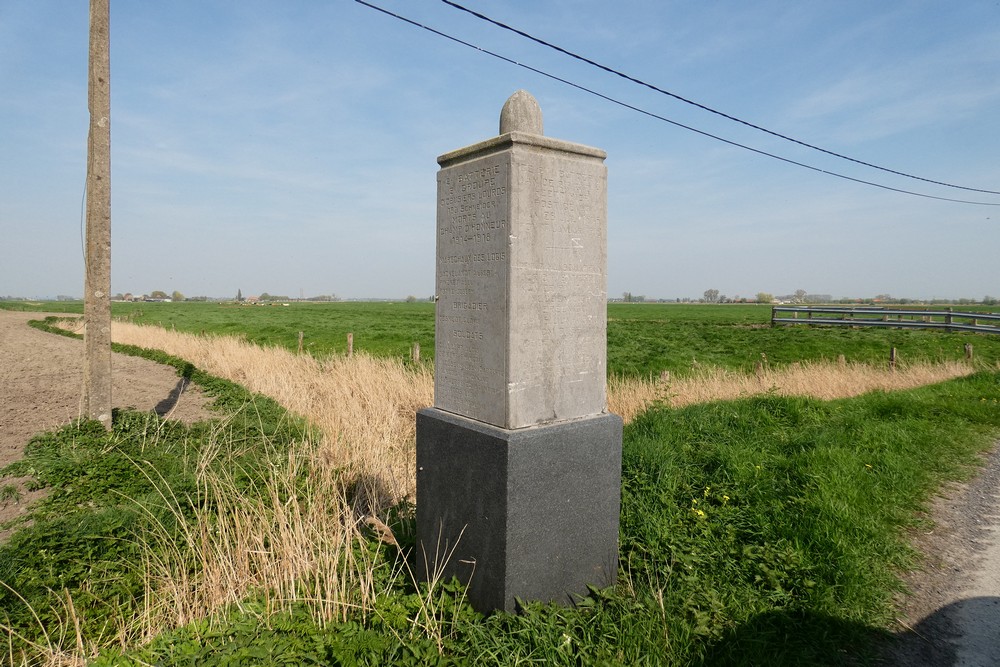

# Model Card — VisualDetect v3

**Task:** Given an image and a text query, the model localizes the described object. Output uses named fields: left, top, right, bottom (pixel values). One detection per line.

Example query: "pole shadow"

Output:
left=153, top=377, right=191, bottom=418
left=882, top=596, right=1000, bottom=667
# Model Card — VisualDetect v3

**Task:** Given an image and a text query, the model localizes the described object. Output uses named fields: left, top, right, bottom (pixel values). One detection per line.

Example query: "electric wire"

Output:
left=354, top=0, right=1000, bottom=206
left=440, top=0, right=1000, bottom=197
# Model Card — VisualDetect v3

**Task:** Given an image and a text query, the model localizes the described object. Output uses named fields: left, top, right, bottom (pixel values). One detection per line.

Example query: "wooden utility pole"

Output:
left=84, top=0, right=112, bottom=429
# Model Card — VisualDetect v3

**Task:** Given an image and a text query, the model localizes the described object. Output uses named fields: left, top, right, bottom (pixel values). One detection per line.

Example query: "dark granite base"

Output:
left=415, top=408, right=623, bottom=613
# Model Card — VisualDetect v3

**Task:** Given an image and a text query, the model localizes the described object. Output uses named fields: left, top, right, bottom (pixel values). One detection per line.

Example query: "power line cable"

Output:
left=354, top=0, right=1000, bottom=206
left=440, top=0, right=1000, bottom=197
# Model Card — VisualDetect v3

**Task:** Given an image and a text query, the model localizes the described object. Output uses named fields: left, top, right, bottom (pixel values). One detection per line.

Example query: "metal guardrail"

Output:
left=771, top=306, right=1000, bottom=335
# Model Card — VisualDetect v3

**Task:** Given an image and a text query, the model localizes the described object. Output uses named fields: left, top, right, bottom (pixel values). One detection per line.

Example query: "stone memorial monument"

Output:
left=416, top=90, right=622, bottom=613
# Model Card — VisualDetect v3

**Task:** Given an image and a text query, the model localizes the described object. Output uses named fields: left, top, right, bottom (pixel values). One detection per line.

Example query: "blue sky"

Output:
left=2, top=1, right=998, bottom=300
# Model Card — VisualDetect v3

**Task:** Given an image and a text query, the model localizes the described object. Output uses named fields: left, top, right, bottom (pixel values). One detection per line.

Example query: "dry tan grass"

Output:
left=111, top=322, right=432, bottom=505
left=101, top=322, right=438, bottom=644
left=110, top=322, right=981, bottom=465
left=133, top=434, right=389, bottom=640
left=608, top=360, right=977, bottom=423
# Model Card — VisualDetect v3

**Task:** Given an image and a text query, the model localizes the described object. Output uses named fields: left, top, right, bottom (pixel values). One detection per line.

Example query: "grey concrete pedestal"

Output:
left=416, top=407, right=622, bottom=613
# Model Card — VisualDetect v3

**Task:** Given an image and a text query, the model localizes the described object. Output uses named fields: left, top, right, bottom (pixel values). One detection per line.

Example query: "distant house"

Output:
left=122, top=293, right=134, bottom=302
left=245, top=295, right=260, bottom=304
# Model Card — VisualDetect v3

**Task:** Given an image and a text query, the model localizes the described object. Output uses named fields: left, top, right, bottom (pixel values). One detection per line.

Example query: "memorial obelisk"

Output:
left=416, top=91, right=622, bottom=613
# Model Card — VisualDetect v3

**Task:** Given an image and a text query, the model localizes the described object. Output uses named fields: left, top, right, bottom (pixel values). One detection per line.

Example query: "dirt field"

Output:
left=0, top=310, right=215, bottom=526
left=0, top=309, right=996, bottom=664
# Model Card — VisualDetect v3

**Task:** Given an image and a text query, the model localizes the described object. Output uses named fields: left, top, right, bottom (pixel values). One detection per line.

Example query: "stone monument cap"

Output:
left=499, top=89, right=543, bottom=135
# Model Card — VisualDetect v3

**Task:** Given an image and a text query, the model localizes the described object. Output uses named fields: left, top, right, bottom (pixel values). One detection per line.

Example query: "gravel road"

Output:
left=884, top=441, right=1000, bottom=666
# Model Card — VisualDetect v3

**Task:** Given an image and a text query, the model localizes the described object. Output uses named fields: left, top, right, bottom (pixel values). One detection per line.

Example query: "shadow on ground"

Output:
left=882, top=596, right=1000, bottom=667
left=154, top=377, right=192, bottom=417
left=693, top=596, right=1000, bottom=666
left=696, top=609, right=882, bottom=666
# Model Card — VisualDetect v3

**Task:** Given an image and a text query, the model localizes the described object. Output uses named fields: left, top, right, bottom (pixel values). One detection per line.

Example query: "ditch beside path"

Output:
left=0, top=310, right=997, bottom=663
left=0, top=310, right=215, bottom=528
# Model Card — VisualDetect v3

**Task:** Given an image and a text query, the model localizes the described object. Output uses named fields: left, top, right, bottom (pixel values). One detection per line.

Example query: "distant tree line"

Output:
left=254, top=292, right=340, bottom=302
left=610, top=290, right=1000, bottom=306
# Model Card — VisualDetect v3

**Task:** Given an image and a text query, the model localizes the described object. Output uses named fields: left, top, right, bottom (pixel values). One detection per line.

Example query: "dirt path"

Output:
left=883, top=442, right=1000, bottom=666
left=0, top=310, right=215, bottom=524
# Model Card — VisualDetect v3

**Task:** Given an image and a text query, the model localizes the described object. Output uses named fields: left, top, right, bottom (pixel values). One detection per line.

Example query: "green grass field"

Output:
left=2, top=302, right=1000, bottom=665
left=5, top=300, right=1000, bottom=376
left=607, top=303, right=1000, bottom=375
